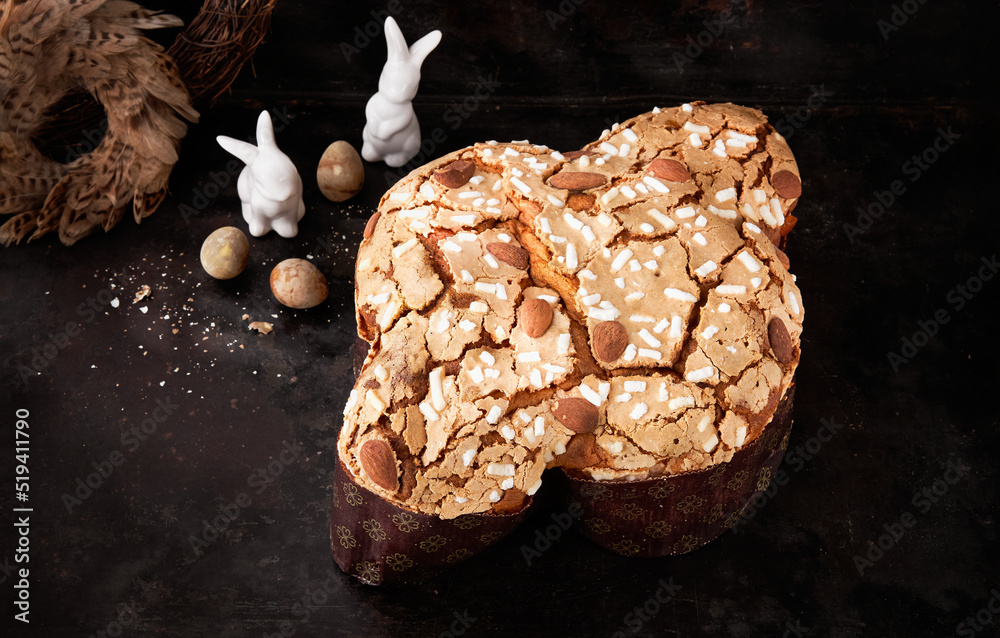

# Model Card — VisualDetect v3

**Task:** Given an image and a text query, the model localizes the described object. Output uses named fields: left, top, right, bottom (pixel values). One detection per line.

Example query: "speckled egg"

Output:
left=316, top=141, right=364, bottom=202
left=270, top=258, right=328, bottom=309
left=200, top=226, right=249, bottom=280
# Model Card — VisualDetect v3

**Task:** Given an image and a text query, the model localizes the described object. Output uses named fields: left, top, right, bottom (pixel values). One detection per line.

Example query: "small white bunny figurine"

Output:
left=217, top=111, right=305, bottom=238
left=362, top=17, right=442, bottom=168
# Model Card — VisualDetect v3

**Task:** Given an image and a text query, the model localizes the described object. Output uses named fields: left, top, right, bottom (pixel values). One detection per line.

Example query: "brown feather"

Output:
left=0, top=211, right=38, bottom=246
left=1, top=0, right=197, bottom=245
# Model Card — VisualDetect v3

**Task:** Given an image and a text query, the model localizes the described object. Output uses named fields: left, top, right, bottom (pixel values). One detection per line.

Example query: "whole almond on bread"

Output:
left=359, top=439, right=398, bottom=492
left=593, top=321, right=628, bottom=362
left=341, top=102, right=804, bottom=525
left=487, top=242, right=530, bottom=269
left=520, top=298, right=553, bottom=338
left=554, top=398, right=600, bottom=434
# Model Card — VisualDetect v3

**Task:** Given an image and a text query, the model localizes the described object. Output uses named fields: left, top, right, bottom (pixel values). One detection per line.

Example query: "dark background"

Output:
left=1, top=1, right=996, bottom=636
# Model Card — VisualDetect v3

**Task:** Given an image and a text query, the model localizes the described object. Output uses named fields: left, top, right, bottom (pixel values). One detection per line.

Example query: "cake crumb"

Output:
left=249, top=321, right=273, bottom=335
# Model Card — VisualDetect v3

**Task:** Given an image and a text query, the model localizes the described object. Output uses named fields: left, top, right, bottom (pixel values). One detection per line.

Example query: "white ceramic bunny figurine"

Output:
left=217, top=111, right=305, bottom=238
left=362, top=17, right=442, bottom=168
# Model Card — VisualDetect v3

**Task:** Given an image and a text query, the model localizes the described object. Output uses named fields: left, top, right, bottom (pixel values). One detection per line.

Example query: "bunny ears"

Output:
left=216, top=111, right=278, bottom=165
left=384, top=16, right=441, bottom=67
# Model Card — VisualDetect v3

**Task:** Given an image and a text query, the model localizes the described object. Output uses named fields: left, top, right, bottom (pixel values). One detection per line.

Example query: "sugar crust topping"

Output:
left=340, top=102, right=804, bottom=518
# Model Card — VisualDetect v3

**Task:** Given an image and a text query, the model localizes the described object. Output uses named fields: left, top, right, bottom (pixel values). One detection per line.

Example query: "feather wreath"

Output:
left=0, top=0, right=276, bottom=247
left=43, top=0, right=277, bottom=135
left=0, top=0, right=198, bottom=245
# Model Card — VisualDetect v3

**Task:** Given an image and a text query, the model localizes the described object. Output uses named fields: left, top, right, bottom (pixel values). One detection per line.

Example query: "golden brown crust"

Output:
left=340, top=103, right=804, bottom=517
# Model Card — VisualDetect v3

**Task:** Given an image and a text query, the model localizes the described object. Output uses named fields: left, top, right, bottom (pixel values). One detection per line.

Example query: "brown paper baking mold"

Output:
left=330, top=458, right=534, bottom=586
left=564, top=383, right=794, bottom=557
left=331, top=382, right=793, bottom=584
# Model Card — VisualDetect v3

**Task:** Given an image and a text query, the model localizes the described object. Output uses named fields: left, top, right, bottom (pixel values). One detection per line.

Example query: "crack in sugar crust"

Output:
left=339, top=103, right=804, bottom=517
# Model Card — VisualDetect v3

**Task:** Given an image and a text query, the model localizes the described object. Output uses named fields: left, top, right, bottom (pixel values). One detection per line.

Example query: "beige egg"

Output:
left=200, top=226, right=249, bottom=280
left=317, top=141, right=364, bottom=202
left=270, top=258, right=328, bottom=309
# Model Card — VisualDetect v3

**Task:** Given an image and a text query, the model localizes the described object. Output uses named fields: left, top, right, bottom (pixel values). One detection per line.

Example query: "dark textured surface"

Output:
left=0, top=1, right=995, bottom=636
